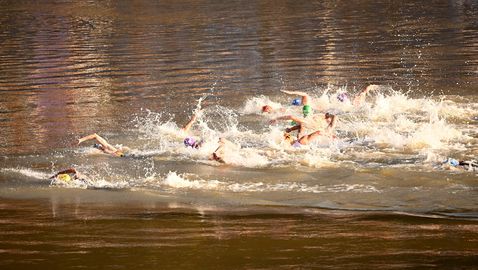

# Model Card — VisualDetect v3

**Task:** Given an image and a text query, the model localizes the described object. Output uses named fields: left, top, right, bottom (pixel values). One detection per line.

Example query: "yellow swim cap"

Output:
left=58, top=174, right=71, bottom=182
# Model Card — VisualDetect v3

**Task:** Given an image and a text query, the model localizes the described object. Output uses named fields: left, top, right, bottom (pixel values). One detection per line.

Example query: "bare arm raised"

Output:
left=78, top=133, right=126, bottom=157
left=281, top=90, right=310, bottom=106
left=353, top=84, right=379, bottom=106
left=181, top=109, right=203, bottom=132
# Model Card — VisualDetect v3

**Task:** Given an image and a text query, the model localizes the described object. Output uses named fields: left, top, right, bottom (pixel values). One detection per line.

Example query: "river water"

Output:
left=0, top=0, right=477, bottom=269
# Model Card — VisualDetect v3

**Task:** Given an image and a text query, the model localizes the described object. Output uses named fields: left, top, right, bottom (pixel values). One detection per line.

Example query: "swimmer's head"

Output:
left=444, top=158, right=459, bottom=167
left=337, top=93, right=349, bottom=102
left=57, top=173, right=71, bottom=182
left=184, top=137, right=196, bottom=148
left=93, top=143, right=103, bottom=150
left=262, top=105, right=273, bottom=113
left=303, top=105, right=312, bottom=117
left=292, top=98, right=301, bottom=106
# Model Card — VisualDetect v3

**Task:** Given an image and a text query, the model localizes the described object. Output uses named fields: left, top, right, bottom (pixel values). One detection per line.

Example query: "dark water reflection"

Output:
left=0, top=198, right=477, bottom=269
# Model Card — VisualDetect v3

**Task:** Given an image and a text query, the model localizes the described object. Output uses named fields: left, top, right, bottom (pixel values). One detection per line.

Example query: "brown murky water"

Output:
left=1, top=0, right=478, bottom=269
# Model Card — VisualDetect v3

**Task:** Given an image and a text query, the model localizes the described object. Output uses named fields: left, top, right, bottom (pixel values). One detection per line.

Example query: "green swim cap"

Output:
left=291, top=120, right=297, bottom=126
left=303, top=105, right=312, bottom=117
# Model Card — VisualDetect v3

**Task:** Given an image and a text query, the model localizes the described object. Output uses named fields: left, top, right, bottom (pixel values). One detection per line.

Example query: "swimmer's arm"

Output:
left=280, top=90, right=308, bottom=97
left=78, top=133, right=117, bottom=152
left=181, top=110, right=202, bottom=132
left=270, top=115, right=304, bottom=124
left=78, top=134, right=97, bottom=145
left=281, top=90, right=310, bottom=105
left=50, top=168, right=77, bottom=179
left=285, top=125, right=301, bottom=133
left=210, top=138, right=226, bottom=162
left=353, top=85, right=379, bottom=106
left=326, top=115, right=337, bottom=131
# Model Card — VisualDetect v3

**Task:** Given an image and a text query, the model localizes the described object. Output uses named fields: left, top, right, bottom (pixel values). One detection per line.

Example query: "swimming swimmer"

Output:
left=272, top=115, right=334, bottom=147
left=280, top=90, right=315, bottom=117
left=209, top=137, right=240, bottom=163
left=337, top=92, right=349, bottom=102
left=261, top=105, right=286, bottom=114
left=443, top=158, right=478, bottom=172
left=181, top=110, right=205, bottom=148
left=183, top=136, right=203, bottom=149
left=353, top=84, right=379, bottom=106
left=323, top=112, right=337, bottom=135
left=272, top=112, right=337, bottom=139
left=262, top=105, right=274, bottom=113
left=180, top=110, right=228, bottom=163
left=49, top=168, right=91, bottom=185
left=283, top=129, right=324, bottom=147
left=78, top=133, right=129, bottom=157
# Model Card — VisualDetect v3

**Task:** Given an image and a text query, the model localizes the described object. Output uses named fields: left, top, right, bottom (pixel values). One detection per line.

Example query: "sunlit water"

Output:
left=1, top=0, right=478, bottom=268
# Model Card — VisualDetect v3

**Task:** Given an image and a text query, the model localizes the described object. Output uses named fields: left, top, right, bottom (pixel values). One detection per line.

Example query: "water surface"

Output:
left=1, top=0, right=478, bottom=268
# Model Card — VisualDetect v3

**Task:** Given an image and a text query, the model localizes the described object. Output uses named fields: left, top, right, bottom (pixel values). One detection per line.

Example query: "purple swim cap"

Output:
left=184, top=137, right=196, bottom=147
left=337, top=93, right=349, bottom=102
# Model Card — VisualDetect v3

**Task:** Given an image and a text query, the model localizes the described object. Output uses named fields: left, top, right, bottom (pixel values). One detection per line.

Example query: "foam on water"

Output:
left=1, top=168, right=51, bottom=180
left=161, top=171, right=380, bottom=194
left=1, top=167, right=380, bottom=195
left=128, top=86, right=476, bottom=171
left=5, top=86, right=475, bottom=201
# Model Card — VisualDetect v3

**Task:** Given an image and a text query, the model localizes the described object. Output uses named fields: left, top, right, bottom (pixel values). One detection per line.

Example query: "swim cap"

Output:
left=292, top=98, right=301, bottom=106
left=303, top=105, right=312, bottom=117
left=58, top=174, right=71, bottom=182
left=262, top=105, right=273, bottom=113
left=444, top=158, right=459, bottom=167
left=93, top=143, right=102, bottom=149
left=184, top=137, right=196, bottom=148
left=337, top=93, right=349, bottom=102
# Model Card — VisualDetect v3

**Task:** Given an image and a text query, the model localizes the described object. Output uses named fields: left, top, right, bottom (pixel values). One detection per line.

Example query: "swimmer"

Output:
left=209, top=137, right=239, bottom=163
left=353, top=84, right=379, bottom=106
left=323, top=112, right=337, bottom=135
left=273, top=112, right=337, bottom=138
left=284, top=129, right=324, bottom=147
left=262, top=105, right=274, bottom=113
left=49, top=168, right=91, bottom=184
left=272, top=115, right=334, bottom=147
left=443, top=158, right=478, bottom=171
left=337, top=92, right=349, bottom=102
left=261, top=105, right=286, bottom=114
left=181, top=110, right=204, bottom=148
left=280, top=90, right=314, bottom=117
left=183, top=136, right=203, bottom=149
left=78, top=133, right=129, bottom=157
left=184, top=135, right=235, bottom=164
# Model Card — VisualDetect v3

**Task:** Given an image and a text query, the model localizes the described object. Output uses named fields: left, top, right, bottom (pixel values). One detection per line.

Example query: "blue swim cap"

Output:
left=93, top=143, right=102, bottom=149
left=184, top=137, right=196, bottom=148
left=337, top=93, right=349, bottom=102
left=292, top=98, right=301, bottom=106
left=444, top=158, right=459, bottom=167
